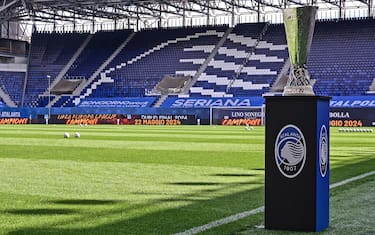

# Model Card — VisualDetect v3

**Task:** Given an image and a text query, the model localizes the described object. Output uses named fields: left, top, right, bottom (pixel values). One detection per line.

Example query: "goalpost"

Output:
left=209, top=106, right=265, bottom=126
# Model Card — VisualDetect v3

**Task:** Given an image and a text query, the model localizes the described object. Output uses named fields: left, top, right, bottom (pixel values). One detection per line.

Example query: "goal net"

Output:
left=209, top=106, right=265, bottom=126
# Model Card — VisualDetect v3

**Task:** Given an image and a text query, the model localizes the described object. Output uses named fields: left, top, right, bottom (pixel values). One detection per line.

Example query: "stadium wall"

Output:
left=0, top=107, right=209, bottom=125
left=0, top=96, right=374, bottom=126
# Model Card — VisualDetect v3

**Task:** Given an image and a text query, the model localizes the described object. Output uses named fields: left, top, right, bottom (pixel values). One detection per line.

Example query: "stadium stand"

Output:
left=187, top=22, right=288, bottom=97
left=25, top=32, right=89, bottom=107
left=65, top=30, right=133, bottom=80
left=11, top=19, right=375, bottom=108
left=71, top=25, right=228, bottom=106
left=309, top=19, right=375, bottom=96
left=0, top=71, right=25, bottom=106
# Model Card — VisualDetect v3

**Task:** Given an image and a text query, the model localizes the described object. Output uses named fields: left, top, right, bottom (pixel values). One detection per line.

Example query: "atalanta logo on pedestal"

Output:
left=275, top=124, right=306, bottom=178
left=319, top=125, right=328, bottom=177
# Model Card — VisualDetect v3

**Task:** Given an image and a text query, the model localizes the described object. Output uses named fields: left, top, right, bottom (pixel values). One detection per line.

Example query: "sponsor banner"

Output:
left=162, top=97, right=264, bottom=108
left=0, top=118, right=28, bottom=124
left=212, top=107, right=263, bottom=126
left=78, top=97, right=156, bottom=108
left=130, top=114, right=196, bottom=125
left=0, top=111, right=29, bottom=124
left=34, top=114, right=196, bottom=125
left=163, top=96, right=375, bottom=108
left=330, top=96, right=375, bottom=108
left=221, top=118, right=261, bottom=126
left=35, top=114, right=119, bottom=125
left=329, top=107, right=375, bottom=127
left=0, top=111, right=22, bottom=118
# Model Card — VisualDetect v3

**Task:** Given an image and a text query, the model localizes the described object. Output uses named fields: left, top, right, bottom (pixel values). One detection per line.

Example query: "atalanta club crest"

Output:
left=319, top=125, right=328, bottom=177
left=275, top=125, right=306, bottom=178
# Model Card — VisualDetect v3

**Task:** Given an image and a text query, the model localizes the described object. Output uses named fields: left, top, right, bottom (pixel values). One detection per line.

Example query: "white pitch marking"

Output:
left=173, top=207, right=264, bottom=235
left=329, top=171, right=375, bottom=189
left=173, top=170, right=375, bottom=235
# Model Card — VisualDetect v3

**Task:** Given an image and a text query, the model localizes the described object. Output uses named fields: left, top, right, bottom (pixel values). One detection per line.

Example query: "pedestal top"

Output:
left=265, top=96, right=331, bottom=102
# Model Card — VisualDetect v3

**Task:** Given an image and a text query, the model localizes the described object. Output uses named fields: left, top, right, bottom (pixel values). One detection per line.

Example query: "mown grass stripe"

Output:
left=0, top=137, right=256, bottom=152
left=173, top=171, right=375, bottom=235
left=0, top=125, right=373, bottom=234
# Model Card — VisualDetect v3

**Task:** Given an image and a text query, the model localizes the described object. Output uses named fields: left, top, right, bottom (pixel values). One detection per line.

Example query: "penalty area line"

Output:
left=173, top=170, right=375, bottom=235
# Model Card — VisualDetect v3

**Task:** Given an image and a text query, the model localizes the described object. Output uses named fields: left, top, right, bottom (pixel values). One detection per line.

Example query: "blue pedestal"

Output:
left=265, top=96, right=330, bottom=232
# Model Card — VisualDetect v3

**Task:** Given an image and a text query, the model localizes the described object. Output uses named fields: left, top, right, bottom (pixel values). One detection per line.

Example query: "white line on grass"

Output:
left=173, top=207, right=264, bottom=235
left=173, top=170, right=375, bottom=235
left=329, top=171, right=375, bottom=189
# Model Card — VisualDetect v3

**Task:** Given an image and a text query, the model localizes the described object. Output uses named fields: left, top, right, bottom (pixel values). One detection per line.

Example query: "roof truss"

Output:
left=0, top=0, right=373, bottom=27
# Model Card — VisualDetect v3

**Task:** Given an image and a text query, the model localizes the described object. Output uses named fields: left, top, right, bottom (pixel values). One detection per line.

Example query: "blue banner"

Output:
left=0, top=111, right=22, bottom=118
left=330, top=96, right=375, bottom=108
left=162, top=96, right=375, bottom=108
left=77, top=97, right=157, bottom=108
left=162, top=97, right=264, bottom=108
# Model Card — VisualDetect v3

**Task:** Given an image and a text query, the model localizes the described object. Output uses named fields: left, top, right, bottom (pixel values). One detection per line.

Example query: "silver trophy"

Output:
left=283, top=6, right=317, bottom=96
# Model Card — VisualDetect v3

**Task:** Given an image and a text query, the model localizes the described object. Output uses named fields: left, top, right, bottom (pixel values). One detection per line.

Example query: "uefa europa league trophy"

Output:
left=265, top=6, right=330, bottom=232
left=283, top=6, right=317, bottom=96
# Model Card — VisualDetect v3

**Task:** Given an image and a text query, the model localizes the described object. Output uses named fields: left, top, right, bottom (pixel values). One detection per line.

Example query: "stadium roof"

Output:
left=1, top=0, right=373, bottom=39
left=1, top=0, right=373, bottom=24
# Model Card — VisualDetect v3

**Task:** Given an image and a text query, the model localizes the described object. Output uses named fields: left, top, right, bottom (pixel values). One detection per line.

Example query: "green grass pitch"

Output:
left=0, top=125, right=374, bottom=234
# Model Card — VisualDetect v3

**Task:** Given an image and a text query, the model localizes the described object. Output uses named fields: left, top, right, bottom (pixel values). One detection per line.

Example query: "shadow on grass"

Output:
left=252, top=168, right=265, bottom=171
left=8, top=179, right=264, bottom=235
left=6, top=208, right=76, bottom=215
left=7, top=157, right=375, bottom=235
left=50, top=199, right=121, bottom=205
left=169, top=182, right=222, bottom=186
left=210, top=173, right=259, bottom=177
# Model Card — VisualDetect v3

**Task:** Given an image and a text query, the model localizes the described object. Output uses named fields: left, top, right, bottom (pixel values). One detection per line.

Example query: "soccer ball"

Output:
left=74, top=132, right=80, bottom=138
left=64, top=132, right=70, bottom=138
left=245, top=124, right=253, bottom=131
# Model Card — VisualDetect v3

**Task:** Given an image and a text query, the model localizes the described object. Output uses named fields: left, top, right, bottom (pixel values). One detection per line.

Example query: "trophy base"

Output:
left=283, top=85, right=315, bottom=96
